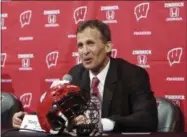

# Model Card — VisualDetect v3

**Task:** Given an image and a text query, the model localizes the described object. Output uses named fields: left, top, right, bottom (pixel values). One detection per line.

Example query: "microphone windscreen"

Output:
left=62, top=74, right=72, bottom=83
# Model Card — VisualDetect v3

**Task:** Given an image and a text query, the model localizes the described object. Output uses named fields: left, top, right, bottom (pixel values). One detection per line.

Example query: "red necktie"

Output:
left=91, top=77, right=100, bottom=97
left=91, top=77, right=103, bottom=133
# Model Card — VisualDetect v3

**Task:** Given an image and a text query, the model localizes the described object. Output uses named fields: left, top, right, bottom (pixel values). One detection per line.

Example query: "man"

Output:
left=12, top=20, right=158, bottom=132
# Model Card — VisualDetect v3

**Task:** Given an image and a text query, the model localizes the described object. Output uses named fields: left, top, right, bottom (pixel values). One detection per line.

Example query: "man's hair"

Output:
left=76, top=20, right=111, bottom=43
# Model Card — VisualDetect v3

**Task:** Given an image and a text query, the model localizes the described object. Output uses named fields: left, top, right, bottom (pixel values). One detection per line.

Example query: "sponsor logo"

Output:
left=46, top=51, right=59, bottom=68
left=167, top=47, right=182, bottom=66
left=133, top=50, right=151, bottom=68
left=45, top=78, right=60, bottom=83
left=165, top=95, right=185, bottom=100
left=134, top=3, right=150, bottom=21
left=18, top=54, right=34, bottom=71
left=132, top=50, right=152, bottom=55
left=20, top=10, right=32, bottom=28
left=20, top=93, right=32, bottom=108
left=137, top=55, right=147, bottom=66
left=19, top=36, right=34, bottom=41
left=164, top=2, right=184, bottom=8
left=101, top=5, right=119, bottom=24
left=73, top=6, right=87, bottom=24
left=133, top=31, right=152, bottom=36
left=101, top=5, right=119, bottom=10
left=67, top=34, right=76, bottom=39
left=48, top=15, right=56, bottom=24
left=0, top=13, right=8, bottom=30
left=164, top=2, right=184, bottom=22
left=0, top=53, right=7, bottom=67
left=44, top=9, right=60, bottom=27
left=1, top=79, right=12, bottom=83
left=166, top=77, right=184, bottom=81
left=165, top=95, right=185, bottom=107
left=106, top=10, right=115, bottom=20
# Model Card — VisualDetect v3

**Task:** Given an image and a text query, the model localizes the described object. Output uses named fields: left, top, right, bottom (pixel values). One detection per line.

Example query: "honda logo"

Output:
left=106, top=10, right=115, bottom=20
left=48, top=14, right=56, bottom=24
left=170, top=7, right=179, bottom=17
left=22, top=58, right=30, bottom=68
left=137, top=55, right=147, bottom=65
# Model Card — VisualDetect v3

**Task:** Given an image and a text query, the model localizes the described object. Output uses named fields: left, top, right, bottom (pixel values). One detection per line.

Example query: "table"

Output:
left=1, top=129, right=187, bottom=137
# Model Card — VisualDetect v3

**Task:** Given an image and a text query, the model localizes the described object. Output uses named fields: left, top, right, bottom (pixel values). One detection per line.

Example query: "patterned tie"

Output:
left=91, top=77, right=100, bottom=98
left=91, top=77, right=103, bottom=134
left=91, top=77, right=102, bottom=111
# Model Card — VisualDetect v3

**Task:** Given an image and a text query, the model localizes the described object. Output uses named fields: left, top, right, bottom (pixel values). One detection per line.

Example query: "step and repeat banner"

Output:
left=1, top=1, right=187, bottom=130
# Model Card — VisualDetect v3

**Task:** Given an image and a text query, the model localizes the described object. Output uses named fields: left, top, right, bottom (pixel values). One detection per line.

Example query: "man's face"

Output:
left=77, top=27, right=110, bottom=73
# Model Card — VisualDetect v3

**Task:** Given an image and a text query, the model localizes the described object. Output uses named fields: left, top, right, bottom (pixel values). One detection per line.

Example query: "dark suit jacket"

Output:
left=68, top=57, right=158, bottom=132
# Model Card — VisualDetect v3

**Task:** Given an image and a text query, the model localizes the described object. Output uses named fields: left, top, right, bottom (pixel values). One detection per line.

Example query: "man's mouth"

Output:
left=83, top=58, right=92, bottom=64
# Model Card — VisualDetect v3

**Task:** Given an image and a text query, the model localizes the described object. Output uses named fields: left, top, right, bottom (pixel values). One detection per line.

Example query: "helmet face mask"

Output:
left=46, top=112, right=66, bottom=131
left=37, top=83, right=101, bottom=135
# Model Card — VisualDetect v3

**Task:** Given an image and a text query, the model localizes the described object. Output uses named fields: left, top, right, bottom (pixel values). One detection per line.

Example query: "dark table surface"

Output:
left=1, top=129, right=187, bottom=137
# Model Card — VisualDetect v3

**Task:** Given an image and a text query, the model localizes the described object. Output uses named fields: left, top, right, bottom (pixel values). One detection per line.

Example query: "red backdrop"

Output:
left=1, top=1, right=187, bottom=131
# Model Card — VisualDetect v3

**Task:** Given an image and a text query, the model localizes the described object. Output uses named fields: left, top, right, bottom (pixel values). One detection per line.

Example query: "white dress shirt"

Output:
left=89, top=59, right=110, bottom=99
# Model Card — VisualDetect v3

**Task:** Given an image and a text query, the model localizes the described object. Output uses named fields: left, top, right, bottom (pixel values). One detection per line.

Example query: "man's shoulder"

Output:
left=113, top=58, right=149, bottom=77
left=68, top=63, right=86, bottom=78
left=114, top=58, right=145, bottom=71
left=69, top=63, right=85, bottom=72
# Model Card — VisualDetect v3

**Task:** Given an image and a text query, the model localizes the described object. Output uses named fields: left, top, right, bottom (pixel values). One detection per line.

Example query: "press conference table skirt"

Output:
left=1, top=129, right=187, bottom=137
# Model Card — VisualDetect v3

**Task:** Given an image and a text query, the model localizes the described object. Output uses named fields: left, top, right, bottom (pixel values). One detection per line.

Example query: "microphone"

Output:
left=62, top=74, right=72, bottom=83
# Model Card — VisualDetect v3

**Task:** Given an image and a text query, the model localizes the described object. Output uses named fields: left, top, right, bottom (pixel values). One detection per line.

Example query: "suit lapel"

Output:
left=80, top=69, right=91, bottom=101
left=102, top=58, right=118, bottom=117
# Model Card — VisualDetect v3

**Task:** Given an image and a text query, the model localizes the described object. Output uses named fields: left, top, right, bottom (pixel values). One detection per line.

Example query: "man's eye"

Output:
left=77, top=44, right=83, bottom=48
left=87, top=41, right=94, bottom=46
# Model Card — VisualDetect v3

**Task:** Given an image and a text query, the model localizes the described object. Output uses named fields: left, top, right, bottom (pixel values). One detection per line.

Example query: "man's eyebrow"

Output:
left=86, top=40, right=94, bottom=43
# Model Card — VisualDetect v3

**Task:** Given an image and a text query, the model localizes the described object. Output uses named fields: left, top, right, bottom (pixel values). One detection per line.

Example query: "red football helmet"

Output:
left=37, top=83, right=87, bottom=133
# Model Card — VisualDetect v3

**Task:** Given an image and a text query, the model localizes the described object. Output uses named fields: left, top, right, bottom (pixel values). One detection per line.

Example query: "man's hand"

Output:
left=101, top=118, right=115, bottom=132
left=73, top=115, right=88, bottom=125
left=12, top=111, right=27, bottom=128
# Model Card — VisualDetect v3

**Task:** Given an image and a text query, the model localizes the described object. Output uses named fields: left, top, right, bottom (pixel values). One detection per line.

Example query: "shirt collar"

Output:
left=89, top=59, right=110, bottom=85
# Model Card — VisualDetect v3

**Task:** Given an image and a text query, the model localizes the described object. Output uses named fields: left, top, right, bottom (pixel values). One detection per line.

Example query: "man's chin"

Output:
left=82, top=63, right=94, bottom=70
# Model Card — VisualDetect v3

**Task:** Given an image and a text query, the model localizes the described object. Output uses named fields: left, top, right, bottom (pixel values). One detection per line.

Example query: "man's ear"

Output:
left=105, top=41, right=113, bottom=53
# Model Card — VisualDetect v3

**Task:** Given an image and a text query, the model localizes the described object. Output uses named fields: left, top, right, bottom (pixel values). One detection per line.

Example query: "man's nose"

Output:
left=82, top=46, right=90, bottom=54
